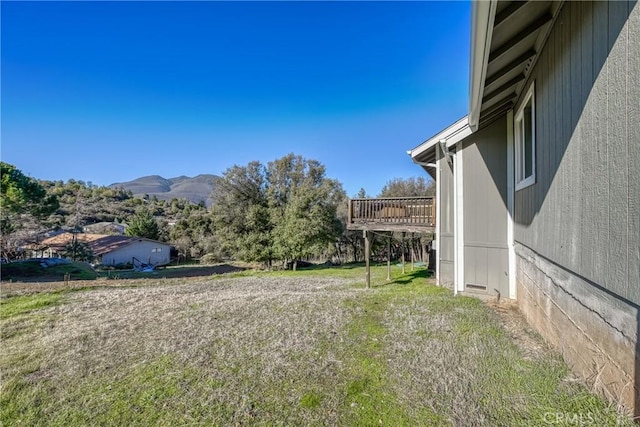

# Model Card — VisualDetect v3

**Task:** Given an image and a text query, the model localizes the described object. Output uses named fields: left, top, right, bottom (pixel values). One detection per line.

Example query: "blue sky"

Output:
left=2, top=1, right=470, bottom=197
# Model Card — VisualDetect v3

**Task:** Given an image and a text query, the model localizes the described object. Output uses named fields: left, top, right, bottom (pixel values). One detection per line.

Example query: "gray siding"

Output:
left=438, top=146, right=455, bottom=285
left=103, top=240, right=171, bottom=266
left=462, top=116, right=510, bottom=296
left=514, top=0, right=640, bottom=304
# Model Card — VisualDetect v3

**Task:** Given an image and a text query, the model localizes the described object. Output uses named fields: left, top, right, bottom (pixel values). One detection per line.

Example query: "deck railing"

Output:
left=347, top=196, right=435, bottom=230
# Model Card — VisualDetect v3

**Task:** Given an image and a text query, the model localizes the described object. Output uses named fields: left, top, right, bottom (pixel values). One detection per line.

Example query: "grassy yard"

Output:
left=0, top=264, right=632, bottom=426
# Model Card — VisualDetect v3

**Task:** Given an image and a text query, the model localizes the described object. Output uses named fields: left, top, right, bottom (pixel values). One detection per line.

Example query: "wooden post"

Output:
left=401, top=232, right=406, bottom=275
left=411, top=233, right=415, bottom=271
left=364, top=230, right=371, bottom=289
left=386, top=234, right=391, bottom=281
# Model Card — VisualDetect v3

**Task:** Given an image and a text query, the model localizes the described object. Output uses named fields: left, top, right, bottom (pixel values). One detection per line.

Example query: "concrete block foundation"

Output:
left=515, top=243, right=639, bottom=414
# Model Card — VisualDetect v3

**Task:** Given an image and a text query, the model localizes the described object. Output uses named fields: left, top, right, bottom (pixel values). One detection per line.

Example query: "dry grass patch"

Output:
left=1, top=266, right=633, bottom=426
left=2, top=276, right=360, bottom=425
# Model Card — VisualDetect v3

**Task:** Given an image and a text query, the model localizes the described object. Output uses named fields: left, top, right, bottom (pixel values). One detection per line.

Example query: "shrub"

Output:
left=199, top=253, right=222, bottom=265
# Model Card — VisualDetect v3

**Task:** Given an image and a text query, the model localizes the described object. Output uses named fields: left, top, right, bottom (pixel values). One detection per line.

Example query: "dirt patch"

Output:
left=485, top=299, right=552, bottom=360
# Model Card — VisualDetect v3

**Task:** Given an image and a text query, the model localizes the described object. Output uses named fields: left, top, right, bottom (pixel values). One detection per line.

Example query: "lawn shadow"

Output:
left=112, top=264, right=247, bottom=280
left=372, top=268, right=431, bottom=288
left=168, top=264, right=247, bottom=277
left=297, top=262, right=367, bottom=271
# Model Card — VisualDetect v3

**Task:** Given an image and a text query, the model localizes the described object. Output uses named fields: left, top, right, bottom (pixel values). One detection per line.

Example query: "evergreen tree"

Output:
left=62, top=239, right=95, bottom=262
left=125, top=210, right=160, bottom=240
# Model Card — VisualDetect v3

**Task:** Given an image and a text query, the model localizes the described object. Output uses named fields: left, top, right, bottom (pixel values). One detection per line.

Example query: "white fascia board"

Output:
left=408, top=116, right=470, bottom=160
left=469, top=0, right=497, bottom=131
left=445, top=124, right=473, bottom=148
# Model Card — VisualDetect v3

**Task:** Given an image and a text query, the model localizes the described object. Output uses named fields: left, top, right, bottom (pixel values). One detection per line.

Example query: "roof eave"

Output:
left=468, top=0, right=498, bottom=131
left=408, top=116, right=470, bottom=161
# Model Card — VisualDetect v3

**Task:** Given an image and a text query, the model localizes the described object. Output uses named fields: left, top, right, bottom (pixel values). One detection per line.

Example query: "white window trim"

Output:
left=514, top=82, right=536, bottom=191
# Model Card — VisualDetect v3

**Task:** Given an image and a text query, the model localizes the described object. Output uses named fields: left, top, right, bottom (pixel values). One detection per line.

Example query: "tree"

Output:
left=125, top=210, right=160, bottom=240
left=210, top=154, right=345, bottom=269
left=169, top=210, right=218, bottom=260
left=268, top=154, right=344, bottom=270
left=355, top=188, right=369, bottom=198
left=1, top=162, right=59, bottom=236
left=378, top=176, right=435, bottom=264
left=1, top=162, right=59, bottom=258
left=62, top=239, right=95, bottom=262
left=210, top=161, right=273, bottom=265
left=40, top=178, right=136, bottom=229
left=378, top=176, right=435, bottom=197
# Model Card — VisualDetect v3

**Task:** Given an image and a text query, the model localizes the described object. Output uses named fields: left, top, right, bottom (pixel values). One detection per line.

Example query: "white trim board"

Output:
left=435, top=144, right=442, bottom=286
left=408, top=116, right=471, bottom=160
left=506, top=109, right=517, bottom=300
left=454, top=143, right=465, bottom=294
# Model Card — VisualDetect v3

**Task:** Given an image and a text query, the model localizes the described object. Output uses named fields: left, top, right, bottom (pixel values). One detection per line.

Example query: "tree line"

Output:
left=0, top=156, right=434, bottom=267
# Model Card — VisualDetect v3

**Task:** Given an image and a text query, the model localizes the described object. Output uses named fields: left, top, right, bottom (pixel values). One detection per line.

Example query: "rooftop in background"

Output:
left=36, top=232, right=169, bottom=256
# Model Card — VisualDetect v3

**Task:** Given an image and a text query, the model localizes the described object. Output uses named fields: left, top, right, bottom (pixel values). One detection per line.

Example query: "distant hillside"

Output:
left=110, top=174, right=218, bottom=206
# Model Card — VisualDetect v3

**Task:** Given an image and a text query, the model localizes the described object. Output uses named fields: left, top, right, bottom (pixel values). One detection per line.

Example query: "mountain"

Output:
left=110, top=174, right=218, bottom=206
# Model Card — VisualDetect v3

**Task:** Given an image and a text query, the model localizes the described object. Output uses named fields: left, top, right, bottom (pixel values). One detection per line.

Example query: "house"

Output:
left=83, top=222, right=127, bottom=235
left=37, top=232, right=172, bottom=267
left=409, top=0, right=638, bottom=414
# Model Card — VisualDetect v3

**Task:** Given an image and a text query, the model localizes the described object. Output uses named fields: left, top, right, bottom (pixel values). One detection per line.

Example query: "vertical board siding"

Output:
left=539, top=24, right=550, bottom=257
left=592, top=0, right=611, bottom=298
left=514, top=0, right=639, bottom=304
left=462, top=117, right=509, bottom=295
left=580, top=0, right=595, bottom=281
left=607, top=0, right=630, bottom=301
left=569, top=1, right=582, bottom=268
left=628, top=1, right=640, bottom=301
left=438, top=150, right=456, bottom=285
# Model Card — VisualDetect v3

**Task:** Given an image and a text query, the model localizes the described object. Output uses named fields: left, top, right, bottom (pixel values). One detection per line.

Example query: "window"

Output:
left=152, top=248, right=162, bottom=253
left=515, top=83, right=536, bottom=190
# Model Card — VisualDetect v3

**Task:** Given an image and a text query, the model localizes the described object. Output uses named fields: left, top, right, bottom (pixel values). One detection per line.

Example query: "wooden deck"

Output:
left=347, top=197, right=435, bottom=233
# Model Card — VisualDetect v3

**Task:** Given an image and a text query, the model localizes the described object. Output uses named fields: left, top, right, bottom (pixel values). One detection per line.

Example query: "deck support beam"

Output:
left=410, top=233, right=415, bottom=271
left=364, top=230, right=371, bottom=289
left=401, top=232, right=406, bottom=275
left=386, top=234, right=391, bottom=281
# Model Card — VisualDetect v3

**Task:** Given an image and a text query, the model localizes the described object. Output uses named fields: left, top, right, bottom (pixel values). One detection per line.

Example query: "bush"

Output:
left=199, top=253, right=223, bottom=265
left=95, top=262, right=133, bottom=271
